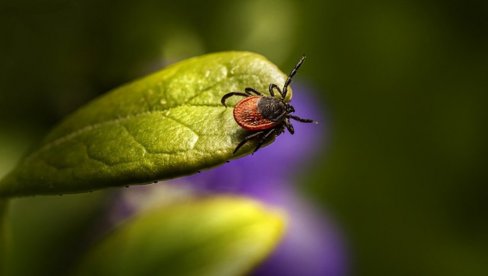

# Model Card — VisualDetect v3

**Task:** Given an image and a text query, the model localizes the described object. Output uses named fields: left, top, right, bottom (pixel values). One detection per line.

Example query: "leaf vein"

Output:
left=119, top=124, right=149, bottom=155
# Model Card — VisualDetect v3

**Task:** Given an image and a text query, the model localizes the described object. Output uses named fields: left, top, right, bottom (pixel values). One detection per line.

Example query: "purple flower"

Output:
left=252, top=186, right=347, bottom=276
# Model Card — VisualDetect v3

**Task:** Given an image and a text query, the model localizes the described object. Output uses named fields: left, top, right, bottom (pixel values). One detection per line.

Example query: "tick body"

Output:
left=221, top=55, right=317, bottom=154
left=233, top=96, right=282, bottom=131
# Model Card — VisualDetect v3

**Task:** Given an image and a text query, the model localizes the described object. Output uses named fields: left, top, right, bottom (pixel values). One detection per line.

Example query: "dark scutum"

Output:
left=257, top=97, right=287, bottom=121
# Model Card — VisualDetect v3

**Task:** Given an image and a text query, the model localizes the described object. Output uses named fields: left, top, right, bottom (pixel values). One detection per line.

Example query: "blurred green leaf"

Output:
left=0, top=52, right=288, bottom=197
left=74, top=196, right=286, bottom=276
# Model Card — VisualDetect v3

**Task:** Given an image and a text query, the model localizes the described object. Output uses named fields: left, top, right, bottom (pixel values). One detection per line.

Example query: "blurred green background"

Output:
left=1, top=0, right=487, bottom=275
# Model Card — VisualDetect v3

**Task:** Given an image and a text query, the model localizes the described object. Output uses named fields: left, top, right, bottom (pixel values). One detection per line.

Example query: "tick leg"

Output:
left=245, top=87, right=262, bottom=96
left=253, top=128, right=277, bottom=154
left=282, top=55, right=306, bottom=99
left=271, top=111, right=287, bottom=122
left=284, top=118, right=295, bottom=134
left=233, top=131, right=264, bottom=154
left=268, top=83, right=282, bottom=98
left=289, top=114, right=317, bottom=124
left=221, top=92, right=249, bottom=107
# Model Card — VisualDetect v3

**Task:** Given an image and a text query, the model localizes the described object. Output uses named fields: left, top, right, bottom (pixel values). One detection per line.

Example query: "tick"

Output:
left=221, top=55, right=317, bottom=154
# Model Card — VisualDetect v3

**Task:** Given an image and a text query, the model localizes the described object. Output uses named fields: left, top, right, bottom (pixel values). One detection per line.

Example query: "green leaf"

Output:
left=73, top=196, right=286, bottom=276
left=0, top=52, right=289, bottom=197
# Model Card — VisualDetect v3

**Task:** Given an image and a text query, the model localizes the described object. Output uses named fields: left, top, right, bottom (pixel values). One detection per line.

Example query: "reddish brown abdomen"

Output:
left=233, top=96, right=277, bottom=131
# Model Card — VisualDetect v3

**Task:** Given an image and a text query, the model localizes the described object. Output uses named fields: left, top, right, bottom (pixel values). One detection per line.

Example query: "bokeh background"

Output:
left=1, top=0, right=487, bottom=275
